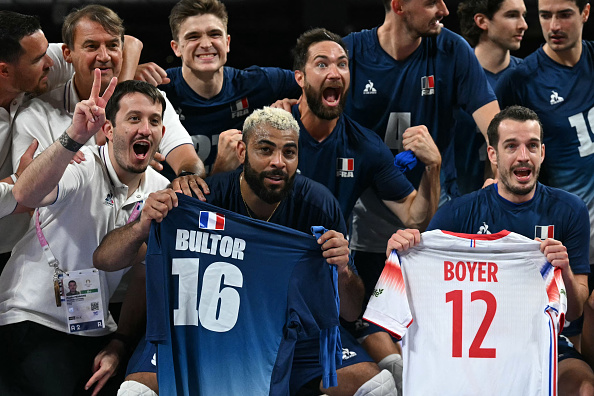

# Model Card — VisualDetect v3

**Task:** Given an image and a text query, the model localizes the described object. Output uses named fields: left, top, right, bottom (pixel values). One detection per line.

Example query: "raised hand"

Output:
left=69, top=68, right=117, bottom=144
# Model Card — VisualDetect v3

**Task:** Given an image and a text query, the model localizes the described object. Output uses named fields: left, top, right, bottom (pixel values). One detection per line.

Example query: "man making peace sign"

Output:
left=0, top=69, right=171, bottom=396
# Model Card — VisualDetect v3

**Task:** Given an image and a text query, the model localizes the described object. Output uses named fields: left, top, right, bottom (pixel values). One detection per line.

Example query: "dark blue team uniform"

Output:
left=146, top=195, right=341, bottom=395
left=291, top=105, right=414, bottom=220
left=205, top=169, right=373, bottom=394
left=454, top=56, right=523, bottom=195
left=342, top=27, right=497, bottom=257
left=159, top=66, right=300, bottom=174
left=496, top=42, right=594, bottom=266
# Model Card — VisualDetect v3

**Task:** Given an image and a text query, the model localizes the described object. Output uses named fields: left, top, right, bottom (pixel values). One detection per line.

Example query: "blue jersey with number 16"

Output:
left=146, top=194, right=341, bottom=396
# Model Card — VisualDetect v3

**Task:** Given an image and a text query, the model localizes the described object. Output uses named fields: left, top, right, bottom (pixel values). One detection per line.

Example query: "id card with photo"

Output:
left=64, top=268, right=105, bottom=333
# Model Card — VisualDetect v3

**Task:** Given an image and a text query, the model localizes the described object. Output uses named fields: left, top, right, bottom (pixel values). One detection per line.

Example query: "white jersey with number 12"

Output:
left=364, top=230, right=566, bottom=396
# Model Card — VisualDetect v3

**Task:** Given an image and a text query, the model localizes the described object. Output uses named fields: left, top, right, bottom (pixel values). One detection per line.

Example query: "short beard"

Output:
left=112, top=135, right=155, bottom=175
left=243, top=152, right=295, bottom=204
left=303, top=81, right=346, bottom=121
left=497, top=155, right=540, bottom=197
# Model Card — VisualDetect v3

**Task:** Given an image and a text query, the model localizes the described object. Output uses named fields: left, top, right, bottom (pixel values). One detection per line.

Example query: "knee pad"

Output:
left=117, top=380, right=158, bottom=396
left=353, top=369, right=398, bottom=396
left=378, top=353, right=403, bottom=394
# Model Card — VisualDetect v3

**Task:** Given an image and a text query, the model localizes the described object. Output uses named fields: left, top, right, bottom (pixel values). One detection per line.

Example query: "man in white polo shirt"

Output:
left=0, top=72, right=170, bottom=395
left=11, top=5, right=206, bottom=186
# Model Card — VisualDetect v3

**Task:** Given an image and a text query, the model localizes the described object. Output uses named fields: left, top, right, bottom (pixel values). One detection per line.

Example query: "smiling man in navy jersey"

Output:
left=146, top=0, right=301, bottom=177
left=393, top=106, right=594, bottom=396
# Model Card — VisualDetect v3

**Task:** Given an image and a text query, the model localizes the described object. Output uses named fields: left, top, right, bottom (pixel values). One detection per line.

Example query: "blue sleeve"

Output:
left=261, top=67, right=301, bottom=99
left=450, top=34, right=497, bottom=115
left=565, top=200, right=591, bottom=275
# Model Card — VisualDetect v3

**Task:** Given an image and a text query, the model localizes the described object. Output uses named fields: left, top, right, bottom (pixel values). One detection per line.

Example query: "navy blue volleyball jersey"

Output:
left=343, top=27, right=496, bottom=193
left=496, top=43, right=594, bottom=264
left=292, top=105, right=414, bottom=219
left=204, top=168, right=348, bottom=236
left=428, top=182, right=590, bottom=275
left=159, top=66, right=300, bottom=174
left=427, top=182, right=590, bottom=337
left=146, top=195, right=341, bottom=395
left=454, top=56, right=523, bottom=194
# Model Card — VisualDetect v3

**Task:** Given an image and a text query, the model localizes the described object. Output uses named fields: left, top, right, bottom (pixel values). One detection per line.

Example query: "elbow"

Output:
left=92, top=249, right=107, bottom=271
left=12, top=184, right=35, bottom=209
left=341, top=304, right=363, bottom=322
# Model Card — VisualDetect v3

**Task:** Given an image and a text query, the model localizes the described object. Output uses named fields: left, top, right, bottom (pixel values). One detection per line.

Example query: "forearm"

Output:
left=338, top=264, right=365, bottom=322
left=94, top=220, right=148, bottom=272
left=12, top=137, right=74, bottom=207
left=166, top=144, right=206, bottom=178
left=581, top=292, right=594, bottom=367
left=562, top=271, right=589, bottom=321
left=407, top=164, right=441, bottom=231
left=119, top=35, right=143, bottom=82
left=116, top=263, right=147, bottom=339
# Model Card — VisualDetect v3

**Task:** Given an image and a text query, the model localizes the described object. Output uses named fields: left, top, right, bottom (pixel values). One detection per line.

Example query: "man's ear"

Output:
left=102, top=120, right=114, bottom=141
left=392, top=0, right=404, bottom=15
left=0, top=62, right=10, bottom=79
left=62, top=44, right=73, bottom=63
left=295, top=69, right=305, bottom=88
left=237, top=140, right=246, bottom=164
left=170, top=40, right=182, bottom=58
left=487, top=145, right=497, bottom=167
left=226, top=34, right=231, bottom=53
left=474, top=13, right=489, bottom=32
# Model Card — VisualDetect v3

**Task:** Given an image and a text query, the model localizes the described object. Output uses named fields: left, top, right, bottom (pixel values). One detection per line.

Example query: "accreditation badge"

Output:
left=64, top=268, right=105, bottom=333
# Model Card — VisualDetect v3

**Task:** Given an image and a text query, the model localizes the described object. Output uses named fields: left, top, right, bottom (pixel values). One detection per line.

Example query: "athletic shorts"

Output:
left=558, top=334, right=588, bottom=363
left=290, top=325, right=374, bottom=395
left=126, top=334, right=157, bottom=376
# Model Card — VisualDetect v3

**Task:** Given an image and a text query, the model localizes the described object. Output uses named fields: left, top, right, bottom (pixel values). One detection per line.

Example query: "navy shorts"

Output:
left=126, top=335, right=157, bottom=376
left=290, top=325, right=374, bottom=395
left=558, top=335, right=588, bottom=363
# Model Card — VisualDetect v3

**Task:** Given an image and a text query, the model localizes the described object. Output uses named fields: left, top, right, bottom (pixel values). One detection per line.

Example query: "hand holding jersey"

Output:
left=401, top=125, right=441, bottom=170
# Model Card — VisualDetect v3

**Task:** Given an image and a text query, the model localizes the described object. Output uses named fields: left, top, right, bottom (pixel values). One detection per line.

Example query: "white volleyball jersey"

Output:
left=364, top=230, right=566, bottom=396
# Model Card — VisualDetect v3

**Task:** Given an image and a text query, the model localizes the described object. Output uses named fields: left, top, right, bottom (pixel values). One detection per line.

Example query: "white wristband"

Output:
left=10, top=173, right=18, bottom=183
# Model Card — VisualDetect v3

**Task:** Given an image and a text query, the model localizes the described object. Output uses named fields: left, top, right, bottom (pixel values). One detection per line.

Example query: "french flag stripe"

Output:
left=337, top=158, right=354, bottom=171
left=535, top=225, right=554, bottom=239
left=199, top=211, right=225, bottom=230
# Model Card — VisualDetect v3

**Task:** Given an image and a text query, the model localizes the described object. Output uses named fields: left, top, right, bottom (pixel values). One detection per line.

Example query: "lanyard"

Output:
left=35, top=198, right=143, bottom=306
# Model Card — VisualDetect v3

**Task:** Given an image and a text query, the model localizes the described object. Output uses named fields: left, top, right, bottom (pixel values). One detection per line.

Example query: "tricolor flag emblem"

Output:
left=535, top=225, right=554, bottom=239
left=337, top=158, right=354, bottom=172
left=232, top=97, right=249, bottom=112
left=199, top=211, right=225, bottom=230
left=421, top=75, right=435, bottom=96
